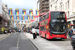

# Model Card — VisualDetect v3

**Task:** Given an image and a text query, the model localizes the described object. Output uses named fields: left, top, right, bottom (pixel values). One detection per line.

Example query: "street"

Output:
left=1, top=0, right=75, bottom=50
left=0, top=32, right=37, bottom=50
left=0, top=32, right=73, bottom=50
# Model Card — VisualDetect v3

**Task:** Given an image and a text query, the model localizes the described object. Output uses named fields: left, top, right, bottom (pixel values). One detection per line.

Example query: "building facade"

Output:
left=49, top=0, right=75, bottom=28
left=38, top=0, right=49, bottom=14
left=2, top=3, right=15, bottom=29
left=0, top=0, right=2, bottom=14
left=2, top=3, right=10, bottom=28
left=2, top=3, right=10, bottom=20
left=0, top=3, right=11, bottom=33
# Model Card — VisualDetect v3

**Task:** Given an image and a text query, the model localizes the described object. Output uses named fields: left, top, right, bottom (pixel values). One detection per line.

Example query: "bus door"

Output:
left=40, top=26, right=45, bottom=37
left=46, top=24, right=50, bottom=38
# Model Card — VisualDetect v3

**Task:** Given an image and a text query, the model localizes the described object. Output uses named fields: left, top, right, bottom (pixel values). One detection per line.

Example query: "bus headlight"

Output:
left=47, top=26, right=49, bottom=29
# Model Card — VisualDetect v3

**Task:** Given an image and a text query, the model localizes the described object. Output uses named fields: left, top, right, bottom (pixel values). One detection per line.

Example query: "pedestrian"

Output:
left=73, top=29, right=75, bottom=35
left=10, top=30, right=11, bottom=33
left=71, top=29, right=75, bottom=50
left=68, top=28, right=73, bottom=38
left=4, top=30, right=7, bottom=34
left=32, top=27, right=37, bottom=39
left=35, top=31, right=37, bottom=38
left=24, top=28, right=26, bottom=34
left=4, top=30, right=5, bottom=34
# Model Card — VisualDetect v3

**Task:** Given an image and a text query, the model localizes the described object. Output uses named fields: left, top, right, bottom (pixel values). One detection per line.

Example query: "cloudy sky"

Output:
left=2, top=0, right=38, bottom=27
left=0, top=0, right=2, bottom=14
left=2, top=0, right=37, bottom=20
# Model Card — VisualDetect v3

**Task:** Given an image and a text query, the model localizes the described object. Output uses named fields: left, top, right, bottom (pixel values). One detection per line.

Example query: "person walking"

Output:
left=68, top=28, right=73, bottom=38
left=71, top=28, right=75, bottom=50
left=24, top=28, right=26, bottom=34
left=73, top=29, right=75, bottom=35
left=32, top=27, right=37, bottom=39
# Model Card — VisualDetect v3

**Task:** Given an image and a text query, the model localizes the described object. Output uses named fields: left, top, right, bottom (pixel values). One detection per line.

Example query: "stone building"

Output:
left=49, top=0, right=75, bottom=28
left=37, top=0, right=49, bottom=14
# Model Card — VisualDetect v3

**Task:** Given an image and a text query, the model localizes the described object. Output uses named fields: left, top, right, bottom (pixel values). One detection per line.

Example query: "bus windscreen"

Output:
left=50, top=11, right=67, bottom=34
left=51, top=12, right=65, bottom=19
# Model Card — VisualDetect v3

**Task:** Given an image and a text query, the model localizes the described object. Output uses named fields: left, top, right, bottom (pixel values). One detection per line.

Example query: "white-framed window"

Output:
left=65, top=2, right=67, bottom=10
left=63, top=4, right=64, bottom=10
left=68, top=1, right=69, bottom=9
left=68, top=11, right=69, bottom=17
left=50, top=5, right=52, bottom=10
left=60, top=5, right=62, bottom=10
left=66, top=12, right=67, bottom=17
left=55, top=1, right=57, bottom=5
left=55, top=6, right=57, bottom=10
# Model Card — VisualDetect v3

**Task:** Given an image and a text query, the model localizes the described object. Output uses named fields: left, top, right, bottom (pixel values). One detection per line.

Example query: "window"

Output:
left=45, top=20, right=48, bottom=24
left=41, top=15, right=46, bottom=21
left=51, top=5, right=52, bottom=10
left=40, top=26, right=44, bottom=31
left=55, top=6, right=57, bottom=10
left=41, top=22, right=45, bottom=25
left=46, top=13, right=49, bottom=19
left=60, top=5, right=62, bottom=10
left=51, top=12, right=65, bottom=19
left=65, top=2, right=67, bottom=9
left=68, top=1, right=69, bottom=8
left=45, top=7, right=49, bottom=9
left=55, top=1, right=57, bottom=5
left=67, top=21, right=71, bottom=25
left=73, top=20, right=75, bottom=28
left=63, top=4, right=64, bottom=10
left=68, top=11, right=69, bottom=17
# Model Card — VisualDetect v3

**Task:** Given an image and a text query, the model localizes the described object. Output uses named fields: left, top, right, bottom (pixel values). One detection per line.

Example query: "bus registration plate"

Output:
left=57, top=38, right=61, bottom=39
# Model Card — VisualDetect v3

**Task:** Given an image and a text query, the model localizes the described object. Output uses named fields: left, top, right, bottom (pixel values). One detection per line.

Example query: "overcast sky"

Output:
left=0, top=0, right=2, bottom=14
left=2, top=0, right=37, bottom=27
left=2, top=0, right=36, bottom=15
left=2, top=0, right=38, bottom=20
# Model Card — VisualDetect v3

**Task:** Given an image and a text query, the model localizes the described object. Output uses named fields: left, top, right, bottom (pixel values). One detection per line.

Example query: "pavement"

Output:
left=0, top=33, right=11, bottom=39
left=25, top=33, right=73, bottom=50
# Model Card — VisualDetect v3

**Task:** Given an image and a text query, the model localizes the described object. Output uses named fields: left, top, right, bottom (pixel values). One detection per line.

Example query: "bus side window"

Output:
left=40, top=26, right=44, bottom=31
left=46, top=13, right=49, bottom=19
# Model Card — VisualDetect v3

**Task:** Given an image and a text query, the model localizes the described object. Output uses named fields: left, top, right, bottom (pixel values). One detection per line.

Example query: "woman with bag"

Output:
left=71, top=28, right=75, bottom=50
left=32, top=27, right=37, bottom=39
left=24, top=28, right=26, bottom=34
left=68, top=28, right=73, bottom=38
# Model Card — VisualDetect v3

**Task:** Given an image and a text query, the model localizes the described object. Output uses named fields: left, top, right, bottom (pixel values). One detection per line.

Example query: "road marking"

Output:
left=17, top=44, right=19, bottom=47
left=17, top=35, right=20, bottom=47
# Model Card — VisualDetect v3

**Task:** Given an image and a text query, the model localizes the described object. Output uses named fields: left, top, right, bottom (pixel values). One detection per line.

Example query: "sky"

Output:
left=2, top=0, right=37, bottom=27
left=2, top=0, right=37, bottom=20
left=0, top=0, right=2, bottom=14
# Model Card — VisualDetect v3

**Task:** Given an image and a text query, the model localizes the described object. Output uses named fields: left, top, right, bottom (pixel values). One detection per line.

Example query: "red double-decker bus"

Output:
left=39, top=11, right=67, bottom=39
